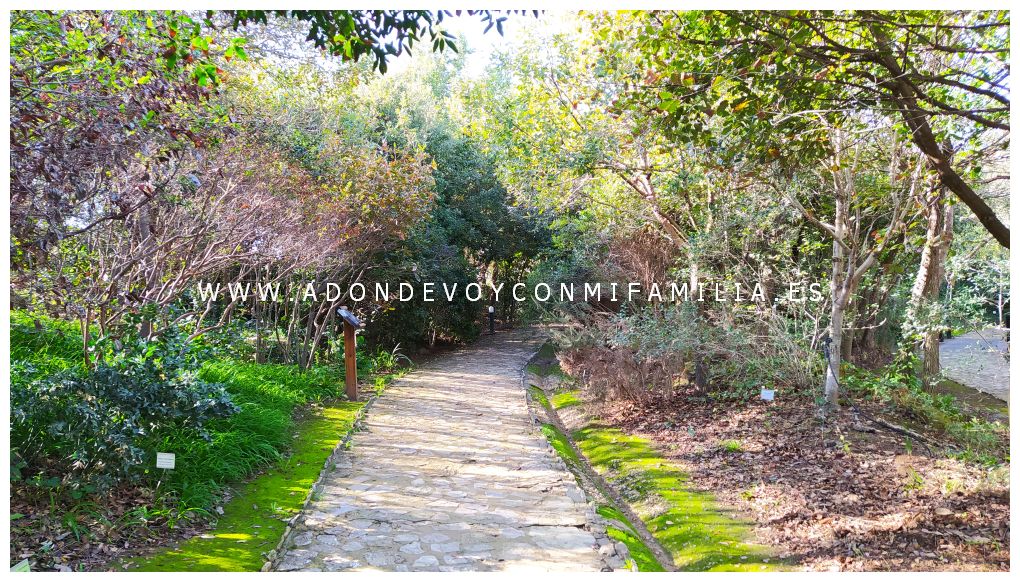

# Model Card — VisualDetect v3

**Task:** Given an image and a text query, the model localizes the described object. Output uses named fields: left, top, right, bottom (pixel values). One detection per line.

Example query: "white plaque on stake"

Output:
left=156, top=452, right=176, bottom=469
left=760, top=388, right=775, bottom=402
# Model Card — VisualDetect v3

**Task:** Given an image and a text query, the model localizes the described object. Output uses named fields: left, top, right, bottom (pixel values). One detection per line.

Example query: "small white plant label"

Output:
left=760, top=388, right=775, bottom=401
left=156, top=452, right=176, bottom=469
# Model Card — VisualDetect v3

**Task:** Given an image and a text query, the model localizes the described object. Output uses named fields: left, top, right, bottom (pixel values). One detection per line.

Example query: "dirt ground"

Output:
left=601, top=395, right=1010, bottom=571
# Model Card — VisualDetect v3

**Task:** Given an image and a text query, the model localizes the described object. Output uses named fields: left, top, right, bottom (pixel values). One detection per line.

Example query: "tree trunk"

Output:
left=825, top=301, right=844, bottom=409
left=823, top=194, right=848, bottom=411
left=841, top=325, right=855, bottom=363
left=690, top=262, right=708, bottom=391
left=909, top=194, right=954, bottom=389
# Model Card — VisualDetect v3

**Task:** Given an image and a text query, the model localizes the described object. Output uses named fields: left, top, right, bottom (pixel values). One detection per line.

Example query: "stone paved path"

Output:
left=276, top=328, right=604, bottom=572
left=940, top=328, right=1010, bottom=403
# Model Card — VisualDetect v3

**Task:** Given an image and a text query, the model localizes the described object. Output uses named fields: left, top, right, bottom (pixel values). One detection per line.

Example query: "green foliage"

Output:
left=357, top=53, right=550, bottom=348
left=221, top=10, right=512, bottom=74
left=11, top=322, right=237, bottom=490
left=10, top=312, right=367, bottom=513
left=10, top=11, right=228, bottom=260
left=10, top=312, right=84, bottom=381
left=157, top=361, right=344, bottom=509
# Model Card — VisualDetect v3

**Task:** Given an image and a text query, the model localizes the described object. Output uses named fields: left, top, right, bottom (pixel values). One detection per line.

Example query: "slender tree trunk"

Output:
left=305, top=300, right=337, bottom=370
left=825, top=300, right=844, bottom=409
left=842, top=325, right=855, bottom=363
left=909, top=193, right=954, bottom=389
left=689, top=262, right=708, bottom=391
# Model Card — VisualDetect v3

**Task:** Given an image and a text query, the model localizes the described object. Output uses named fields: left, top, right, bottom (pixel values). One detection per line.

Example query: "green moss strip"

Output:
left=551, top=390, right=582, bottom=410
left=537, top=421, right=662, bottom=571
left=540, top=423, right=581, bottom=465
left=529, top=341, right=781, bottom=571
left=574, top=424, right=779, bottom=571
left=121, top=401, right=363, bottom=572
left=528, top=385, right=551, bottom=409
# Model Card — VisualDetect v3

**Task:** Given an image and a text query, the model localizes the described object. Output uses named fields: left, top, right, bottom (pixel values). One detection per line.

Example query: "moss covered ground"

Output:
left=596, top=505, right=664, bottom=572
left=551, top=390, right=583, bottom=410
left=573, top=424, right=779, bottom=571
left=528, top=385, right=551, bottom=409
left=529, top=341, right=781, bottom=572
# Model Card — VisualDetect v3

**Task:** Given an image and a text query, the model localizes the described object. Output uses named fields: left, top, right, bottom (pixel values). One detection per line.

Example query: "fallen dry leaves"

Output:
left=602, top=394, right=1009, bottom=571
left=9, top=484, right=213, bottom=571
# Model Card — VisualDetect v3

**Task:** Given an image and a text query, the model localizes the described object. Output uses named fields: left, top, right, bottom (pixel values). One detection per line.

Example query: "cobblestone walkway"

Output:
left=275, top=328, right=604, bottom=572
left=940, top=328, right=1010, bottom=403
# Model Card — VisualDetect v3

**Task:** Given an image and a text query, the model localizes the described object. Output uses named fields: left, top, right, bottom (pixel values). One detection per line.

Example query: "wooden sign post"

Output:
left=337, top=306, right=362, bottom=401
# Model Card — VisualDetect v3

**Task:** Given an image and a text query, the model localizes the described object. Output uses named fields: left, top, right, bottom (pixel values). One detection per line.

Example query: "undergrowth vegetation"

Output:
left=10, top=310, right=409, bottom=570
left=120, top=402, right=365, bottom=572
left=843, top=359, right=1007, bottom=464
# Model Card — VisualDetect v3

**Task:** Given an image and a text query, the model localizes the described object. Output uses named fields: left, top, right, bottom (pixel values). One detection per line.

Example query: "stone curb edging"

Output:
left=519, top=335, right=633, bottom=573
left=262, top=392, right=380, bottom=572
left=523, top=338, right=680, bottom=573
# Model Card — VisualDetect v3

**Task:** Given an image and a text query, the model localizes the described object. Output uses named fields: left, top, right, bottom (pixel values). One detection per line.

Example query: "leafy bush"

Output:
left=10, top=311, right=362, bottom=511
left=11, top=326, right=237, bottom=491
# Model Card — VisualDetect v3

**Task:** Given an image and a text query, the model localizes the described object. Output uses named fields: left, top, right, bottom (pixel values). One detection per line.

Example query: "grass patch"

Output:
left=10, top=311, right=86, bottom=381
left=151, top=360, right=346, bottom=510
left=120, top=401, right=363, bottom=572
left=574, top=424, right=779, bottom=571
left=551, top=390, right=582, bottom=410
left=719, top=439, right=743, bottom=453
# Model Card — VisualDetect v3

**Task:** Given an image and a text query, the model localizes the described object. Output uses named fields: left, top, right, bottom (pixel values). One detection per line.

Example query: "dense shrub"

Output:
left=555, top=305, right=821, bottom=403
left=10, top=312, right=358, bottom=510
left=11, top=324, right=237, bottom=490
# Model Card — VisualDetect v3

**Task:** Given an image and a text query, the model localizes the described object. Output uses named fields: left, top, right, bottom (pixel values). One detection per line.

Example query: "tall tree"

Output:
left=599, top=10, right=1009, bottom=247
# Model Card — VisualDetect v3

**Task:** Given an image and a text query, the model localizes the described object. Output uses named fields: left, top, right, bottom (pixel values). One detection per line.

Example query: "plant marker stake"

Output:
left=338, top=306, right=363, bottom=401
left=155, top=452, right=175, bottom=490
